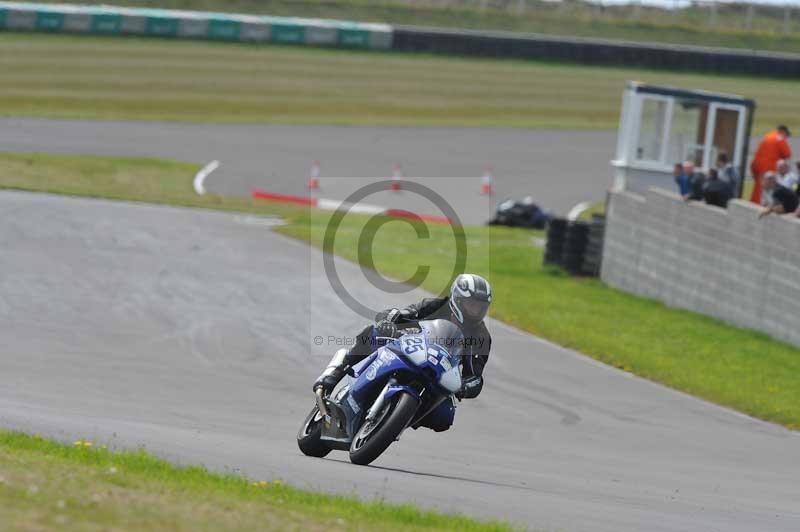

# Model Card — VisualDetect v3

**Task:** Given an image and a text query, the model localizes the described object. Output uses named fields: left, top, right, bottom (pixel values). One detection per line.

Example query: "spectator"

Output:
left=795, top=161, right=800, bottom=194
left=776, top=159, right=798, bottom=190
left=715, top=152, right=738, bottom=195
left=759, top=172, right=799, bottom=219
left=675, top=161, right=704, bottom=200
left=703, top=168, right=732, bottom=208
left=750, top=125, right=791, bottom=205
left=760, top=171, right=777, bottom=207
left=689, top=169, right=706, bottom=201
left=673, top=162, right=688, bottom=198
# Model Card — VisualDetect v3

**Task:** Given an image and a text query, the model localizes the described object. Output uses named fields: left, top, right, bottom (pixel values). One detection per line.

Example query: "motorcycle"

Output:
left=297, top=319, right=464, bottom=465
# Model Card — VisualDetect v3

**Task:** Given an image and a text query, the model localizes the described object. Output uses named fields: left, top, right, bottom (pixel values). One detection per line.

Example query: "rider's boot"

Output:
left=313, top=326, right=375, bottom=393
left=313, top=348, right=350, bottom=394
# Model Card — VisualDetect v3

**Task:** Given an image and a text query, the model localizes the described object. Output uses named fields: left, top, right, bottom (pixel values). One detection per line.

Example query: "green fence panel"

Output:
left=146, top=16, right=178, bottom=37
left=208, top=19, right=240, bottom=41
left=91, top=14, right=121, bottom=34
left=0, top=3, right=392, bottom=50
left=271, top=23, right=304, bottom=44
left=36, top=11, right=63, bottom=31
left=338, top=28, right=370, bottom=48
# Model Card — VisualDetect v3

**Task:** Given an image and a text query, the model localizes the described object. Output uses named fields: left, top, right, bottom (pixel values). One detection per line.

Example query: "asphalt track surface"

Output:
left=6, top=119, right=800, bottom=223
left=0, top=118, right=616, bottom=224
left=1, top=190, right=798, bottom=531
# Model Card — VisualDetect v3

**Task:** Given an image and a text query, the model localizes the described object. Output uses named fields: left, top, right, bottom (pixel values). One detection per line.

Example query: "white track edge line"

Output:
left=193, top=160, right=220, bottom=195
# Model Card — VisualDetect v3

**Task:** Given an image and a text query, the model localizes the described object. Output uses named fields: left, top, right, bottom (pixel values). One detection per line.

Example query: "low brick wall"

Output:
left=602, top=188, right=800, bottom=347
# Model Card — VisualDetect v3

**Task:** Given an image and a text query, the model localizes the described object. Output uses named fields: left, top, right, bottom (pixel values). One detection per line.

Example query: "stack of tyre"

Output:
left=543, top=218, right=568, bottom=266
left=561, top=221, right=590, bottom=275
left=580, top=215, right=605, bottom=276
left=543, top=216, right=605, bottom=277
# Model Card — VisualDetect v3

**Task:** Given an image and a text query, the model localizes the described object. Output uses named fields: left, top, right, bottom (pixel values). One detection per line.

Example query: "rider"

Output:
left=313, top=273, right=492, bottom=432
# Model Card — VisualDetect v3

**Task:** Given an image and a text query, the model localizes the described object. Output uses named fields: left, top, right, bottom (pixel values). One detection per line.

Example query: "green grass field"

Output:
left=0, top=431, right=510, bottom=531
left=2, top=32, right=800, bottom=131
left=2, top=152, right=798, bottom=430
left=33, top=0, right=800, bottom=55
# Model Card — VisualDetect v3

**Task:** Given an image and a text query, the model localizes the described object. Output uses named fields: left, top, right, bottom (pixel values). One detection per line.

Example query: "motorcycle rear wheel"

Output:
left=297, top=404, right=332, bottom=458
left=349, top=392, right=417, bottom=466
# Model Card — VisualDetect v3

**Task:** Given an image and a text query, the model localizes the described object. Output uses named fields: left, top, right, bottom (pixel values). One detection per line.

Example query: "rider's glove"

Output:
left=375, top=307, right=404, bottom=339
left=313, top=366, right=346, bottom=394
left=455, top=376, right=483, bottom=400
left=374, top=319, right=397, bottom=339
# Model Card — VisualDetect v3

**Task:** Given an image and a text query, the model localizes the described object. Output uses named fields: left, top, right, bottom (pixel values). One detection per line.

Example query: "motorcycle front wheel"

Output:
left=349, top=391, right=417, bottom=466
left=297, top=404, right=332, bottom=458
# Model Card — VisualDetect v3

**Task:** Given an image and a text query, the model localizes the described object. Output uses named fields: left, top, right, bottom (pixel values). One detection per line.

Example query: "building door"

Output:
left=702, top=103, right=746, bottom=170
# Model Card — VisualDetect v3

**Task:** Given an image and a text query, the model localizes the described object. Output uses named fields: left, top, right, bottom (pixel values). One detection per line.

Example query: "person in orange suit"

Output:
left=750, top=125, right=791, bottom=204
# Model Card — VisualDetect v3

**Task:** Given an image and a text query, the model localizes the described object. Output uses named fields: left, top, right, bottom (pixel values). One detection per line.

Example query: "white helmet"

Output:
left=449, top=274, right=492, bottom=325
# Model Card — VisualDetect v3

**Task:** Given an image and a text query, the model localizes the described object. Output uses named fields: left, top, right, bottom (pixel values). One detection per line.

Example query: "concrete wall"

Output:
left=602, top=188, right=800, bottom=347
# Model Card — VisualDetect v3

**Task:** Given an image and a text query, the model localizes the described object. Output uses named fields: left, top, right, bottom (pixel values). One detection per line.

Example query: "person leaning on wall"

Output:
left=674, top=162, right=689, bottom=199
left=715, top=152, right=738, bottom=196
left=703, top=168, right=732, bottom=208
left=795, top=161, right=800, bottom=195
left=776, top=159, right=798, bottom=190
left=758, top=172, right=800, bottom=219
left=676, top=161, right=705, bottom=201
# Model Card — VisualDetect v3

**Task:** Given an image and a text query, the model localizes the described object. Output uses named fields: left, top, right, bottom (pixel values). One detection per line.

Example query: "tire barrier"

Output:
left=543, top=216, right=605, bottom=277
left=543, top=218, right=567, bottom=267
left=0, top=2, right=393, bottom=50
left=562, top=221, right=589, bottom=276
left=581, top=215, right=605, bottom=277
left=392, top=25, right=800, bottom=78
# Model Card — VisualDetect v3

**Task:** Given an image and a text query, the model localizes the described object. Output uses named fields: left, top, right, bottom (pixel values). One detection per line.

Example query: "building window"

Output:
left=636, top=98, right=667, bottom=163
left=666, top=99, right=708, bottom=166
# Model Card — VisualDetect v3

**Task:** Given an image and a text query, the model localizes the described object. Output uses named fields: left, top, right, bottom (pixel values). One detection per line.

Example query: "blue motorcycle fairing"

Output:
left=348, top=346, right=415, bottom=407
left=322, top=348, right=414, bottom=445
left=382, top=380, right=421, bottom=404
left=387, top=333, right=461, bottom=391
left=350, top=332, right=460, bottom=406
left=324, top=320, right=463, bottom=443
left=349, top=351, right=378, bottom=379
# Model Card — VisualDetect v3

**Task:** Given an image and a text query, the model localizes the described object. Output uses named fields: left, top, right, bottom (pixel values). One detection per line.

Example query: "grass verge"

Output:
left=0, top=151, right=302, bottom=218
left=2, top=152, right=799, bottom=432
left=0, top=431, right=510, bottom=531
left=2, top=32, right=800, bottom=131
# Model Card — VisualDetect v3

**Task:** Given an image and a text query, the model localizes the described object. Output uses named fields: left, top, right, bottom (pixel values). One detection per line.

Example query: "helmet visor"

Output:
left=460, top=297, right=489, bottom=322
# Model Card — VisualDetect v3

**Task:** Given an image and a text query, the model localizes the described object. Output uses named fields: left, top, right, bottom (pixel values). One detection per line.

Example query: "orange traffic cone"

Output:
left=307, top=160, right=320, bottom=190
left=480, top=166, right=494, bottom=195
left=390, top=164, right=403, bottom=191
